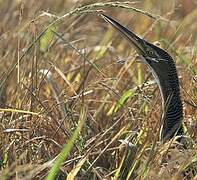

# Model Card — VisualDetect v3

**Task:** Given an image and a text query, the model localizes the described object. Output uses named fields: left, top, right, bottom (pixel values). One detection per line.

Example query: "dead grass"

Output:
left=0, top=0, right=196, bottom=179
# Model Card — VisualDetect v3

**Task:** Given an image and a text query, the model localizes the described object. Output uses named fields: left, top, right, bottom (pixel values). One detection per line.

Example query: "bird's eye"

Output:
left=148, top=50, right=154, bottom=55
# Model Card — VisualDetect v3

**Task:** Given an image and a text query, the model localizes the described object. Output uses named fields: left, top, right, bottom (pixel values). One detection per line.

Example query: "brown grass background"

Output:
left=0, top=0, right=196, bottom=179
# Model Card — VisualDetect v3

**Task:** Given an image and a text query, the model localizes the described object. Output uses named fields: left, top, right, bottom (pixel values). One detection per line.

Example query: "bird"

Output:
left=101, top=14, right=184, bottom=142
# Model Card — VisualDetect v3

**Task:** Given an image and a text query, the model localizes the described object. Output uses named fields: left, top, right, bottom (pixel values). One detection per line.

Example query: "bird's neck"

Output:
left=158, top=61, right=184, bottom=141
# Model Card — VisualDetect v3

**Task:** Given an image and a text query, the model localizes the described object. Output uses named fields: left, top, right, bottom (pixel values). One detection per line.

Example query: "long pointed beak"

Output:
left=101, top=14, right=147, bottom=55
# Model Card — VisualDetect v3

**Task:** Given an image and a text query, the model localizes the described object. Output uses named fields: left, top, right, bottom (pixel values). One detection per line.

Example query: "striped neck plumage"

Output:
left=156, top=58, right=184, bottom=142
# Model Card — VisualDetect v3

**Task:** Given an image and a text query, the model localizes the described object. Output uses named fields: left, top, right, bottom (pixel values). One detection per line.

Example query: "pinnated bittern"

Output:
left=101, top=14, right=184, bottom=142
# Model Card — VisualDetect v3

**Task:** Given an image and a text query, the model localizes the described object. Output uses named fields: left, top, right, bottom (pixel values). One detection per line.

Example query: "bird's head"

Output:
left=101, top=14, right=173, bottom=80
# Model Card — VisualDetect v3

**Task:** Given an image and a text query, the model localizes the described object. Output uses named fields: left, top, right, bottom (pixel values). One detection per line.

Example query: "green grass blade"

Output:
left=46, top=106, right=86, bottom=180
left=114, top=89, right=134, bottom=113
